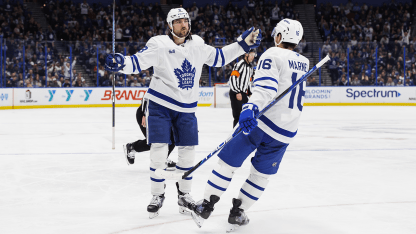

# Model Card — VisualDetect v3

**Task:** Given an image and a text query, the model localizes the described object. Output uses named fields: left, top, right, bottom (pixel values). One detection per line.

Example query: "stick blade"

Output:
left=155, top=169, right=183, bottom=180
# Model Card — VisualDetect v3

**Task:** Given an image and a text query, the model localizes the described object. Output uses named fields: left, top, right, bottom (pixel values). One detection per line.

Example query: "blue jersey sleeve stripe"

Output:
left=132, top=55, right=142, bottom=72
left=150, top=177, right=165, bottom=182
left=213, top=48, right=219, bottom=67
left=253, top=77, right=278, bottom=85
left=147, top=88, right=198, bottom=108
left=219, top=49, right=225, bottom=67
left=208, top=180, right=226, bottom=191
left=240, top=188, right=259, bottom=200
left=259, top=115, right=297, bottom=138
left=213, top=170, right=232, bottom=182
left=150, top=167, right=156, bottom=171
left=256, top=85, right=277, bottom=93
left=183, top=177, right=193, bottom=180
left=130, top=56, right=136, bottom=72
left=176, top=165, right=193, bottom=171
left=246, top=179, right=265, bottom=191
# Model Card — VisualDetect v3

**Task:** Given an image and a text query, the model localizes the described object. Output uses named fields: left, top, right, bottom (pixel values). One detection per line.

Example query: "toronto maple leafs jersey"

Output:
left=249, top=47, right=309, bottom=144
left=119, top=35, right=246, bottom=113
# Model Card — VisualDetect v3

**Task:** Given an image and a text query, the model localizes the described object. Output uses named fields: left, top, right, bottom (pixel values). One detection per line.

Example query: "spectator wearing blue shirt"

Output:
left=352, top=3, right=361, bottom=12
left=405, top=78, right=414, bottom=86
left=123, top=22, right=133, bottom=41
left=364, top=65, right=372, bottom=77
left=115, top=75, right=124, bottom=87
left=323, top=22, right=332, bottom=38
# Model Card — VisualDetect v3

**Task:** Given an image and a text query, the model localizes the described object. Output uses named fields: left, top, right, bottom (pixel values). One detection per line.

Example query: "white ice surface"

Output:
left=1, top=106, right=416, bottom=234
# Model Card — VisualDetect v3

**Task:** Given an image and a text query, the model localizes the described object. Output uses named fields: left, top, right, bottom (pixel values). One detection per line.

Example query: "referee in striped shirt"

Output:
left=229, top=49, right=256, bottom=127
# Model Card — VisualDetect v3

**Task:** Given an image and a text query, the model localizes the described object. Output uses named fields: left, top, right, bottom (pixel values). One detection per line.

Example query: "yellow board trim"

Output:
left=198, top=103, right=212, bottom=107
left=304, top=103, right=416, bottom=106
left=2, top=103, right=212, bottom=110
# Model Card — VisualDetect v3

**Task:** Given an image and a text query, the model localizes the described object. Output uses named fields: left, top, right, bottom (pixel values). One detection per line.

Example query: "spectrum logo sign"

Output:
left=346, top=88, right=401, bottom=100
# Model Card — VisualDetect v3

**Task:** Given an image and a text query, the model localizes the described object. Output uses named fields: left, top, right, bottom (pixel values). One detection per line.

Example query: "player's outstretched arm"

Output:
left=104, top=38, right=159, bottom=74
left=203, top=27, right=262, bottom=68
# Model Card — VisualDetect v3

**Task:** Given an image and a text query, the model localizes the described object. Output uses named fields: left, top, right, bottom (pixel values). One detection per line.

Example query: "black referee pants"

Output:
left=230, top=90, right=248, bottom=128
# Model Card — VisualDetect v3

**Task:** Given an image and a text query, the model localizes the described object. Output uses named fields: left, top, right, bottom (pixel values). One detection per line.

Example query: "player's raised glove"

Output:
left=237, top=27, right=262, bottom=52
left=239, top=103, right=259, bottom=135
left=105, top=53, right=126, bottom=72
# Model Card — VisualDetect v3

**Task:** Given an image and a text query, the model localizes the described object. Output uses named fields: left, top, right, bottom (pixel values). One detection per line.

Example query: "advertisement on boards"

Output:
left=0, top=89, right=13, bottom=109
left=3, top=87, right=415, bottom=109
left=214, top=85, right=231, bottom=108
left=6, top=87, right=215, bottom=108
left=198, top=87, right=214, bottom=106
left=304, top=87, right=416, bottom=104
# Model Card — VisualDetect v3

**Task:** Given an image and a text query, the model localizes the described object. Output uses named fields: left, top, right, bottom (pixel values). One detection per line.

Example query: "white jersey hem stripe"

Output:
left=147, top=88, right=198, bottom=108
left=258, top=115, right=297, bottom=138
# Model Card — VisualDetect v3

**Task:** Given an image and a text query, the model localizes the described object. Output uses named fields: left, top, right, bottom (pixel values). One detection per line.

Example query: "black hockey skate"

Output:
left=226, top=198, right=250, bottom=233
left=166, top=159, right=176, bottom=171
left=190, top=195, right=220, bottom=228
left=176, top=182, right=195, bottom=215
left=147, top=194, right=165, bottom=219
left=123, top=143, right=136, bottom=165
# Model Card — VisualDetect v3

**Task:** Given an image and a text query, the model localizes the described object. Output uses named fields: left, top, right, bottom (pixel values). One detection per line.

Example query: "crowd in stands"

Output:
left=2, top=0, right=415, bottom=88
left=39, top=0, right=299, bottom=85
left=0, top=0, right=81, bottom=87
left=187, top=0, right=299, bottom=82
left=317, top=0, right=415, bottom=86
left=1, top=0, right=299, bottom=87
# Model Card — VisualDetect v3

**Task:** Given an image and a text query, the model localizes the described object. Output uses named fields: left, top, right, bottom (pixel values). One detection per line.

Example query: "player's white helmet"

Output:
left=271, top=19, right=303, bottom=46
left=167, top=8, right=191, bottom=39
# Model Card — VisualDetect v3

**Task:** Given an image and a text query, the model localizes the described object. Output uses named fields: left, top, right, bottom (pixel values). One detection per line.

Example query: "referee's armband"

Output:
left=230, top=70, right=240, bottom=77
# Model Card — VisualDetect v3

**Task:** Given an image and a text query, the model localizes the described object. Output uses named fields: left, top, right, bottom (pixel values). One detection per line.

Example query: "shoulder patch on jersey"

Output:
left=174, top=58, right=196, bottom=90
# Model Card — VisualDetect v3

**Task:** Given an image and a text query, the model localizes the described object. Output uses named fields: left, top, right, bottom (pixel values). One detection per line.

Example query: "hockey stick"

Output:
left=155, top=55, right=331, bottom=180
left=111, top=0, right=116, bottom=150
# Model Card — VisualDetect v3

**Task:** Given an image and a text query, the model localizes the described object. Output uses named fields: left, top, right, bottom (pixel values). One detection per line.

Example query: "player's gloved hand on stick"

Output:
left=237, top=27, right=262, bottom=52
left=105, top=53, right=126, bottom=72
left=239, top=103, right=259, bottom=135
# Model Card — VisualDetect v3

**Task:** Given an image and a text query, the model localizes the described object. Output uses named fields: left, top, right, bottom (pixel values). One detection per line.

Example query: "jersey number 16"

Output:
left=289, top=72, right=305, bottom=111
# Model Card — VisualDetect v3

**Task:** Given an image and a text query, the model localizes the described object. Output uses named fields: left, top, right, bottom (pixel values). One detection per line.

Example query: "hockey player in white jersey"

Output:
left=179, top=19, right=309, bottom=232
left=104, top=8, right=262, bottom=219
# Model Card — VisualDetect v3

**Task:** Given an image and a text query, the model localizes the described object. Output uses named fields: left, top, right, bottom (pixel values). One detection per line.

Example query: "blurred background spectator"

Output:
left=0, top=0, right=414, bottom=87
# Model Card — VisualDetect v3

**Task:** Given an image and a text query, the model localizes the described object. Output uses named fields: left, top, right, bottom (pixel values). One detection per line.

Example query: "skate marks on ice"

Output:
left=109, top=200, right=416, bottom=234
left=1, top=107, right=416, bottom=234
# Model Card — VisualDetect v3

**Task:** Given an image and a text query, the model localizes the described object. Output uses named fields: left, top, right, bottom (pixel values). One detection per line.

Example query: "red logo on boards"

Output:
left=101, top=90, right=147, bottom=101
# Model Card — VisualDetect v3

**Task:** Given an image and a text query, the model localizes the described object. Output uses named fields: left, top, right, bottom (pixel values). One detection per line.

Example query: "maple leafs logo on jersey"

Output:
left=174, top=58, right=196, bottom=90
